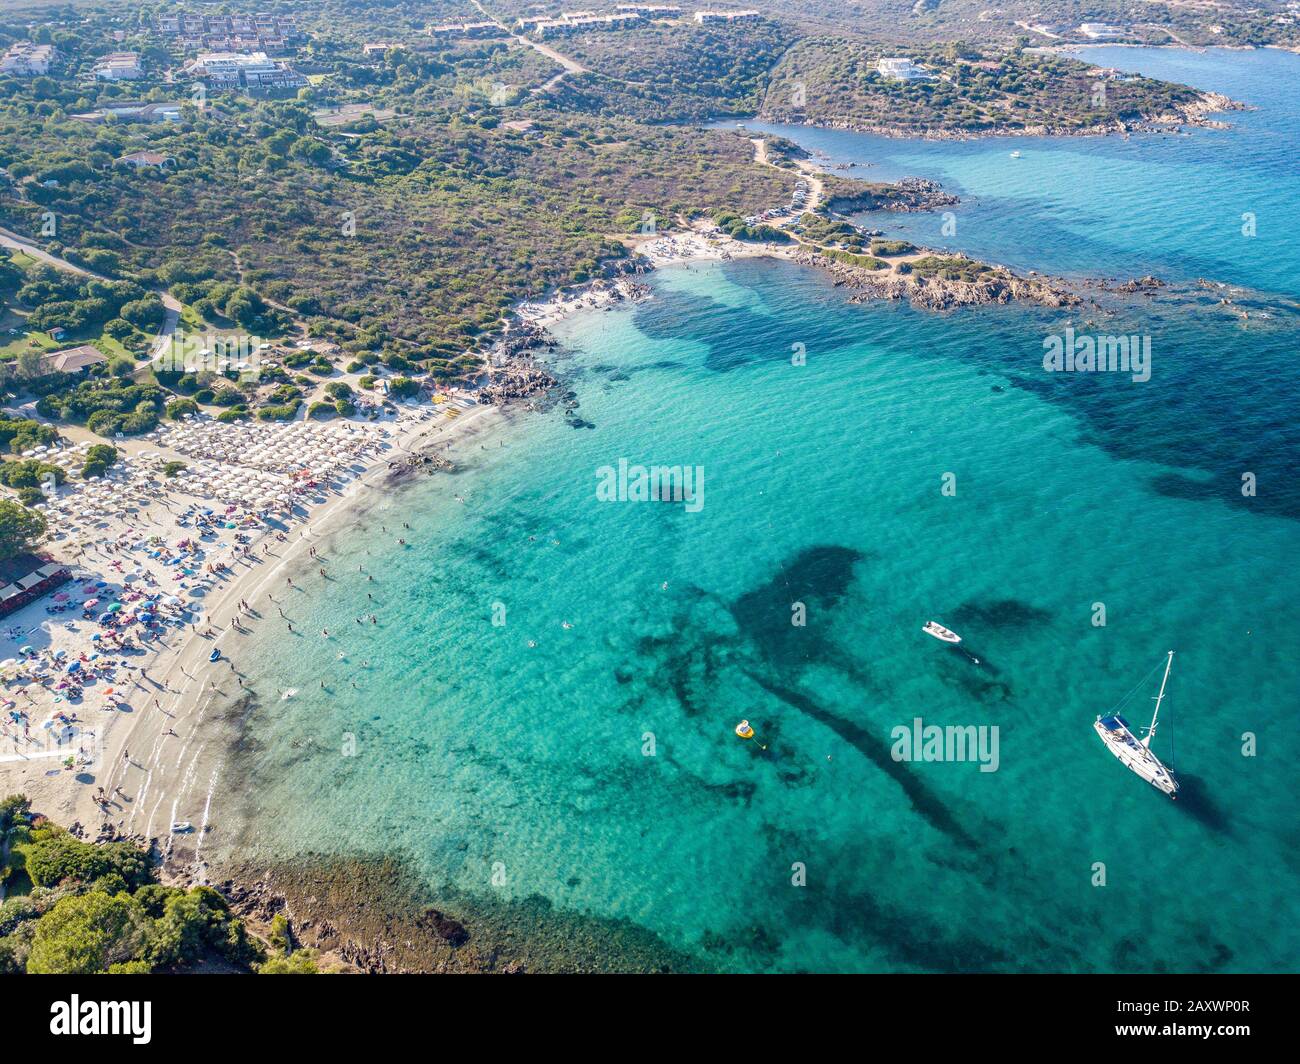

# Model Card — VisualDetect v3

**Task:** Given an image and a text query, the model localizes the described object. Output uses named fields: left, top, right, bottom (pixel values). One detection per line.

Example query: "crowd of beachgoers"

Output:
left=0, top=224, right=745, bottom=853
left=0, top=398, right=497, bottom=847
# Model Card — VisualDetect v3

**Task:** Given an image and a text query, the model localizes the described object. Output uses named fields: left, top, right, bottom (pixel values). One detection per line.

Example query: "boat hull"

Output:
left=1094, top=717, right=1178, bottom=796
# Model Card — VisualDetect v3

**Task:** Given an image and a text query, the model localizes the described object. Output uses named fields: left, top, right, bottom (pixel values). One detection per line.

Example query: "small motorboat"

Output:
left=171, top=821, right=194, bottom=832
left=922, top=621, right=962, bottom=644
left=1010, top=150, right=1022, bottom=158
left=209, top=649, right=221, bottom=663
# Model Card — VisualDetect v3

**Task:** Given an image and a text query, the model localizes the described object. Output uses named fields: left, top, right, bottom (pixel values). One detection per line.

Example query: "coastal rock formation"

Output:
left=797, top=253, right=1081, bottom=311
left=763, top=91, right=1245, bottom=142
left=479, top=364, right=559, bottom=405
left=824, top=176, right=960, bottom=214
left=210, top=854, right=694, bottom=974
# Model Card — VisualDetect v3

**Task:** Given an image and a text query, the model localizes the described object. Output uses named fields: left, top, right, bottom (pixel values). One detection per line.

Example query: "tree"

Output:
left=15, top=351, right=45, bottom=380
left=0, top=500, right=46, bottom=560
left=26, top=892, right=148, bottom=974
left=120, top=295, right=166, bottom=332
left=23, top=831, right=150, bottom=890
left=259, top=949, right=319, bottom=974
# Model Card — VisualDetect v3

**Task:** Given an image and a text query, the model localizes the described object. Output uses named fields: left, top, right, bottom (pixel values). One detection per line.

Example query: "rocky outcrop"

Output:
left=761, top=90, right=1245, bottom=141
left=824, top=176, right=959, bottom=214
left=479, top=364, right=559, bottom=405
left=797, top=252, right=1081, bottom=310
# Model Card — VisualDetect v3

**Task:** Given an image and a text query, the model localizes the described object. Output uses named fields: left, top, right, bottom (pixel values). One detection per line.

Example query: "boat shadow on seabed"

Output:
left=1170, top=771, right=1231, bottom=833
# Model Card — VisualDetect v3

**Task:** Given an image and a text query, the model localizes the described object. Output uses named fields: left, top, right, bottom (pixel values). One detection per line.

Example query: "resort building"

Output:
left=91, top=52, right=144, bottom=80
left=530, top=12, right=646, bottom=37
left=69, top=100, right=185, bottom=124
left=428, top=21, right=509, bottom=40
left=151, top=13, right=301, bottom=52
left=0, top=42, right=58, bottom=76
left=1078, top=23, right=1125, bottom=39
left=116, top=151, right=174, bottom=169
left=38, top=345, right=108, bottom=375
left=0, top=555, right=73, bottom=620
left=187, top=51, right=308, bottom=91
left=876, top=57, right=935, bottom=81
left=693, top=9, right=760, bottom=23
left=617, top=4, right=683, bottom=12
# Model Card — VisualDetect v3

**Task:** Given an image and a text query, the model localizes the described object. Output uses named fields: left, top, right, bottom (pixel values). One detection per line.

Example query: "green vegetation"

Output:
left=0, top=18, right=789, bottom=373
left=870, top=239, right=917, bottom=257
left=553, top=19, right=790, bottom=121
left=711, top=209, right=790, bottom=244
left=35, top=379, right=164, bottom=437
left=0, top=413, right=60, bottom=455
left=165, top=396, right=198, bottom=419
left=904, top=255, right=996, bottom=281
left=762, top=42, right=1209, bottom=134
left=0, top=0, right=1256, bottom=452
left=80, top=442, right=118, bottom=478
left=0, top=499, right=46, bottom=559
left=0, top=796, right=282, bottom=974
left=796, top=213, right=868, bottom=251
left=820, top=248, right=889, bottom=271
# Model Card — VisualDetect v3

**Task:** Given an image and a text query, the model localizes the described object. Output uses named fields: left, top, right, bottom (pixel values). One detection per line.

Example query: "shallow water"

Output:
left=210, top=48, right=1300, bottom=972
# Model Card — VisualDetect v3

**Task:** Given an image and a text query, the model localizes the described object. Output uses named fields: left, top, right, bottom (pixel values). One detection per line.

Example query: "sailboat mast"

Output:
left=1144, top=651, right=1174, bottom=747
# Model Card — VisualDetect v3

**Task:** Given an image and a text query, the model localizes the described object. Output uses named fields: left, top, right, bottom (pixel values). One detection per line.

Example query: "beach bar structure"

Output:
left=0, top=554, right=72, bottom=619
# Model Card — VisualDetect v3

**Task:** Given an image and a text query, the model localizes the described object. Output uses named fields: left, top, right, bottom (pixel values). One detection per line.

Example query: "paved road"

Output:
left=2, top=223, right=184, bottom=361
left=472, top=0, right=587, bottom=95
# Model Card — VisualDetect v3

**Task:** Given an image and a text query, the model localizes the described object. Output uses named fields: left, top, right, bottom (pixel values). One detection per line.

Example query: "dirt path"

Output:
left=1, top=223, right=184, bottom=361
left=472, top=0, right=587, bottom=95
left=749, top=136, right=825, bottom=220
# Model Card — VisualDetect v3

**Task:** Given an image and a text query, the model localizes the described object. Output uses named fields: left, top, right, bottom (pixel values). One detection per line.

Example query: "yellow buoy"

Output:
left=735, top=719, right=755, bottom=740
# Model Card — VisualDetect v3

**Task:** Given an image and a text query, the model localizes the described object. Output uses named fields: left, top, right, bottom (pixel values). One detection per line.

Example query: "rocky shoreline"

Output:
left=760, top=90, right=1244, bottom=142
left=823, top=176, right=960, bottom=215
left=794, top=251, right=1082, bottom=311
left=198, top=852, right=694, bottom=974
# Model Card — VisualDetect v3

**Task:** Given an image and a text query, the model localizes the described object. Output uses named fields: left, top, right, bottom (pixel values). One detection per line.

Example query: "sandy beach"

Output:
left=516, top=224, right=800, bottom=328
left=0, top=223, right=774, bottom=868
left=0, top=398, right=501, bottom=867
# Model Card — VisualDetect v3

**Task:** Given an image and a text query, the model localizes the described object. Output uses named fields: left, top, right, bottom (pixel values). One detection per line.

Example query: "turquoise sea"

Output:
left=213, top=49, right=1300, bottom=972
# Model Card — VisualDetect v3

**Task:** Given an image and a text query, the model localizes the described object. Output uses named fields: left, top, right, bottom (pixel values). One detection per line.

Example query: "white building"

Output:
left=92, top=52, right=144, bottom=80
left=876, top=57, right=934, bottom=81
left=429, top=21, right=507, bottom=39
left=189, top=51, right=307, bottom=90
left=532, top=12, right=646, bottom=37
left=1, top=42, right=57, bottom=76
left=693, top=9, right=760, bottom=23
left=71, top=99, right=184, bottom=124
left=1079, top=23, right=1125, bottom=39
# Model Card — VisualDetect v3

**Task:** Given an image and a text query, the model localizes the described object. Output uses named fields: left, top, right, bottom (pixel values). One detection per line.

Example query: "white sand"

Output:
left=0, top=400, right=500, bottom=857
left=516, top=225, right=800, bottom=328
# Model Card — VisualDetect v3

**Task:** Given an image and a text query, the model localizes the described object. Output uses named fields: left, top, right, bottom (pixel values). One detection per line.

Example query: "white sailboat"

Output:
left=1094, top=651, right=1179, bottom=797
